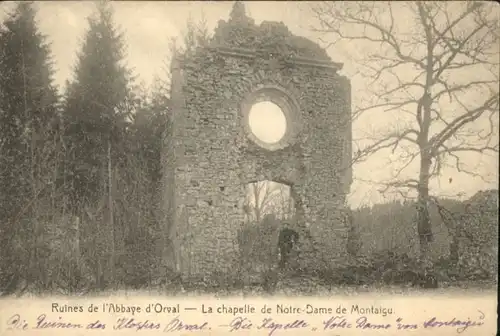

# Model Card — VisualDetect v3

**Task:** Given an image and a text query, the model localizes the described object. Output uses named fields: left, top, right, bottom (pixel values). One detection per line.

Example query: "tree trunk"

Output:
left=255, top=208, right=261, bottom=223
left=417, top=154, right=433, bottom=262
left=449, top=233, right=459, bottom=264
left=75, top=216, right=81, bottom=269
left=108, top=139, right=115, bottom=286
left=253, top=184, right=262, bottom=223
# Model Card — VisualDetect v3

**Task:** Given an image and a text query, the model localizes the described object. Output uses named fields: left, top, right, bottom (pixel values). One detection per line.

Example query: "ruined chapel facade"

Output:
left=160, top=2, right=353, bottom=279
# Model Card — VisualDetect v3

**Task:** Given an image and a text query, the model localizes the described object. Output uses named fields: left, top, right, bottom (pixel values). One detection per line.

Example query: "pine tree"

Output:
left=0, top=1, right=60, bottom=292
left=63, top=1, right=130, bottom=206
left=62, top=1, right=132, bottom=288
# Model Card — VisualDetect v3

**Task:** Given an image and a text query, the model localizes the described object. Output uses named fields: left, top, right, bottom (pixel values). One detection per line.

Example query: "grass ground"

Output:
left=43, top=279, right=495, bottom=299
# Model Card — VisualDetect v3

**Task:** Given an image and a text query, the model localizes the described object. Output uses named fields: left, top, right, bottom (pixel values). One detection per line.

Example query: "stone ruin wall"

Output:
left=160, top=3, right=353, bottom=280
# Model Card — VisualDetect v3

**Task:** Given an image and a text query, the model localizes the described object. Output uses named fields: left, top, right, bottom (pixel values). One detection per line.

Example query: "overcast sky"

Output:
left=1, top=1, right=498, bottom=208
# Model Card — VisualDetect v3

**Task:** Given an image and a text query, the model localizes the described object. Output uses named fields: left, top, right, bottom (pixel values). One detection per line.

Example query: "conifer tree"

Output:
left=0, top=1, right=60, bottom=292
left=63, top=1, right=130, bottom=208
left=62, top=1, right=131, bottom=288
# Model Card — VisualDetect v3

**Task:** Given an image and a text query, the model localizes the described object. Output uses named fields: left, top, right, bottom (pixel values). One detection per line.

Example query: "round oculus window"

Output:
left=247, top=101, right=287, bottom=144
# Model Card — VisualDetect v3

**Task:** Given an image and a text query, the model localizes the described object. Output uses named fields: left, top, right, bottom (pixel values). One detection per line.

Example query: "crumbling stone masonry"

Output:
left=161, top=2, right=353, bottom=280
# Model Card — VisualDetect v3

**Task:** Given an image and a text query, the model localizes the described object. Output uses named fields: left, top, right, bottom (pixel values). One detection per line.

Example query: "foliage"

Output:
left=62, top=1, right=131, bottom=206
left=0, top=1, right=168, bottom=295
left=0, top=1, right=60, bottom=293
left=1, top=2, right=497, bottom=296
left=238, top=215, right=281, bottom=276
left=168, top=15, right=212, bottom=61
left=347, top=190, right=498, bottom=285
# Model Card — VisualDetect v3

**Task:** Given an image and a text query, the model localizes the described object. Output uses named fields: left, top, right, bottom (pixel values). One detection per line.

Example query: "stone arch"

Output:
left=160, top=2, right=352, bottom=279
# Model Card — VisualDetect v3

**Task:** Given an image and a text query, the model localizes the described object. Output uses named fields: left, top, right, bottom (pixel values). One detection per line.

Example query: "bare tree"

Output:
left=161, top=14, right=212, bottom=87
left=244, top=181, right=282, bottom=223
left=271, top=184, right=295, bottom=220
left=310, top=1, right=499, bottom=260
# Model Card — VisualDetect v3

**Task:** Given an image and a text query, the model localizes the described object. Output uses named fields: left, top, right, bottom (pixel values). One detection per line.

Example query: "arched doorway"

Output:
left=239, top=180, right=300, bottom=280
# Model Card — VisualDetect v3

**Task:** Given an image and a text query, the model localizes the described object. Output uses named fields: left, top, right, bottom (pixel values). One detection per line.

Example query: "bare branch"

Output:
left=446, top=150, right=492, bottom=183
left=311, top=1, right=499, bottom=216
left=389, top=150, right=420, bottom=180
left=430, top=94, right=499, bottom=153
left=432, top=79, right=497, bottom=102
left=352, top=128, right=420, bottom=166
left=310, top=2, right=426, bottom=68
left=433, top=21, right=489, bottom=81
left=436, top=144, right=498, bottom=156
left=378, top=179, right=420, bottom=195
